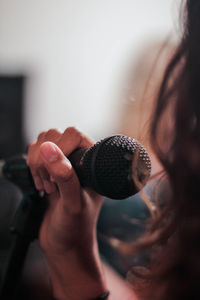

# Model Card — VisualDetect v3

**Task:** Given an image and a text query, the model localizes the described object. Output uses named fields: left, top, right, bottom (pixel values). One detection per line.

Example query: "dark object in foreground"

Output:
left=69, top=135, right=151, bottom=199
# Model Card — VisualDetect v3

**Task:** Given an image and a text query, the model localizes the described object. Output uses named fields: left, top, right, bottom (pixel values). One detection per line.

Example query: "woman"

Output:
left=27, top=1, right=200, bottom=299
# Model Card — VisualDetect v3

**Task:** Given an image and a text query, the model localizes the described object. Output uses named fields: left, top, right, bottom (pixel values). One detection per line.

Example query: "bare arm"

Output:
left=27, top=127, right=138, bottom=300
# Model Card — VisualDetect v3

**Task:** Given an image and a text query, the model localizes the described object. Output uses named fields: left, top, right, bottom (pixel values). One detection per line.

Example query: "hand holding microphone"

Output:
left=0, top=127, right=151, bottom=253
left=1, top=126, right=151, bottom=252
left=2, top=126, right=151, bottom=253
left=27, top=127, right=151, bottom=300
left=2, top=127, right=151, bottom=199
left=1, top=127, right=151, bottom=300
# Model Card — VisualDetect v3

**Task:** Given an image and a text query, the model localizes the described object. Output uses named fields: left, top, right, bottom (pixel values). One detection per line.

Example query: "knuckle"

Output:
left=61, top=126, right=94, bottom=151
left=63, top=127, right=83, bottom=147
left=46, top=128, right=61, bottom=139
left=37, top=131, right=46, bottom=141
left=64, top=126, right=81, bottom=137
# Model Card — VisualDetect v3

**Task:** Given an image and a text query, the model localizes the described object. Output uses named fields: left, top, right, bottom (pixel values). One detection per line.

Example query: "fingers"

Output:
left=57, top=126, right=95, bottom=156
left=40, top=142, right=82, bottom=213
left=27, top=126, right=95, bottom=196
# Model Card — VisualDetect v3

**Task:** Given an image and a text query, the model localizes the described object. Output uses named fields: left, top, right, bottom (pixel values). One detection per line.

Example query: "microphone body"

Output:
left=0, top=135, right=151, bottom=199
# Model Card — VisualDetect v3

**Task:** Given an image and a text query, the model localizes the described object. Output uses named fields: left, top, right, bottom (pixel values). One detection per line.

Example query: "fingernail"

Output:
left=40, top=142, right=59, bottom=163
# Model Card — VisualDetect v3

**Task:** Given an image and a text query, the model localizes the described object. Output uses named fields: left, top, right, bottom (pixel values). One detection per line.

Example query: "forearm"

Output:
left=45, top=243, right=109, bottom=300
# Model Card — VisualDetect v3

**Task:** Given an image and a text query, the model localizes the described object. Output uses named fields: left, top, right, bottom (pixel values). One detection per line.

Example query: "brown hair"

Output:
left=136, top=1, right=200, bottom=299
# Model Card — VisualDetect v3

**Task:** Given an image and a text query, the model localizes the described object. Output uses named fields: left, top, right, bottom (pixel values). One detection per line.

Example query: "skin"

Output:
left=27, top=126, right=138, bottom=300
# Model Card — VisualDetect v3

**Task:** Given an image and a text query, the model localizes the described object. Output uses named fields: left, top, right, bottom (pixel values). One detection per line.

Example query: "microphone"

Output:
left=0, top=135, right=151, bottom=199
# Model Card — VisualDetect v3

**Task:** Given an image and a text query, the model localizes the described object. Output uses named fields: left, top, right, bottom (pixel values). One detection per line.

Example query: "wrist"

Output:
left=44, top=245, right=108, bottom=300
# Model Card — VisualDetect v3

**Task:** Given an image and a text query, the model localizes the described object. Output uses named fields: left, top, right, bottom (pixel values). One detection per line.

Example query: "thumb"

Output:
left=40, top=141, right=82, bottom=212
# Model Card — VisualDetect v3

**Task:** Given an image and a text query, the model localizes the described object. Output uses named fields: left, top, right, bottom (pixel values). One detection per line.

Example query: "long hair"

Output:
left=133, top=1, right=200, bottom=299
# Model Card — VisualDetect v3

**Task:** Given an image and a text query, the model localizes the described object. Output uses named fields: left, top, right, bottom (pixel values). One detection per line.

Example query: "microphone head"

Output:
left=81, top=135, right=151, bottom=199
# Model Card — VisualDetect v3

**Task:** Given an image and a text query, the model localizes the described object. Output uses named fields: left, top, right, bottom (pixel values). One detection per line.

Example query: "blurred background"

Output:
left=0, top=0, right=181, bottom=298
left=0, top=0, right=180, bottom=150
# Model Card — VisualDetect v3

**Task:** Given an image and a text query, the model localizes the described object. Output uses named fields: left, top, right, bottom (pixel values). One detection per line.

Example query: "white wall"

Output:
left=0, top=0, right=180, bottom=142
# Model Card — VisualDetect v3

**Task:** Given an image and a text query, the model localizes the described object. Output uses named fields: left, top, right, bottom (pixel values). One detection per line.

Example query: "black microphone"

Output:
left=0, top=135, right=151, bottom=199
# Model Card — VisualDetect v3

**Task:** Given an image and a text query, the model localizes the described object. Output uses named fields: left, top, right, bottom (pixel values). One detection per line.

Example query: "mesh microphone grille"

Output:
left=81, top=135, right=151, bottom=199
